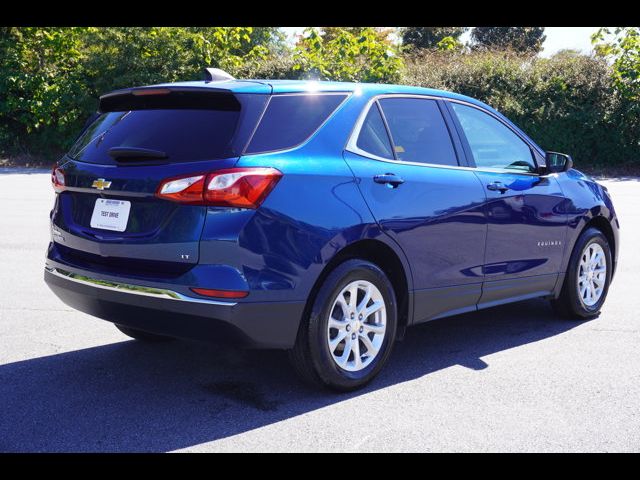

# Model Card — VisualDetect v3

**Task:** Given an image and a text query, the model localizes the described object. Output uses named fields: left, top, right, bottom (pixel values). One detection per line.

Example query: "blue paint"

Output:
left=45, top=79, right=620, bottom=346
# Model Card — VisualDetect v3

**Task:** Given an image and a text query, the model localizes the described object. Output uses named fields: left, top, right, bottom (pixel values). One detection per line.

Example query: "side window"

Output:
left=356, top=103, right=394, bottom=159
left=246, top=94, right=347, bottom=154
left=450, top=102, right=536, bottom=173
left=378, top=98, right=459, bottom=166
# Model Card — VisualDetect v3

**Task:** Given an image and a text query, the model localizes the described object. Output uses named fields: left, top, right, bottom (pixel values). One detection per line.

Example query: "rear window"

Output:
left=245, top=94, right=348, bottom=154
left=68, top=92, right=267, bottom=165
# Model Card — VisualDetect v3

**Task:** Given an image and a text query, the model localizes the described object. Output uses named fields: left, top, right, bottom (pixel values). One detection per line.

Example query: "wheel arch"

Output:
left=578, top=216, right=617, bottom=278
left=556, top=213, right=618, bottom=299
left=302, top=238, right=412, bottom=338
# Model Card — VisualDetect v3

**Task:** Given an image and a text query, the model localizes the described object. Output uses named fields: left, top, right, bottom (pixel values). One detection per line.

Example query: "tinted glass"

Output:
left=378, top=98, right=458, bottom=166
left=451, top=102, right=535, bottom=172
left=356, top=103, right=393, bottom=159
left=246, top=94, right=347, bottom=154
left=69, top=109, right=241, bottom=164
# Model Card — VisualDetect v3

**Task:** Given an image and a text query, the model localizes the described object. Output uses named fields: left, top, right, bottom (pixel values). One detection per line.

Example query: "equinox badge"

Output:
left=92, top=178, right=112, bottom=190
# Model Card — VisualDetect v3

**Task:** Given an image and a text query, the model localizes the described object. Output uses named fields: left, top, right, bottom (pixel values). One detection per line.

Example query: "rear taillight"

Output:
left=51, top=166, right=65, bottom=193
left=156, top=168, right=282, bottom=209
left=204, top=168, right=282, bottom=208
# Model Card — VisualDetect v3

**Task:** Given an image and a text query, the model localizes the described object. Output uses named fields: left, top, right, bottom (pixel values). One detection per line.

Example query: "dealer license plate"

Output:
left=90, top=198, right=131, bottom=232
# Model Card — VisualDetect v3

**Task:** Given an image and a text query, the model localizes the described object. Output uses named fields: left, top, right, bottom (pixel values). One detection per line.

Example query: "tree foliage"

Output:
left=321, top=27, right=395, bottom=45
left=1, top=26, right=639, bottom=169
left=592, top=27, right=640, bottom=163
left=0, top=26, right=402, bottom=156
left=244, top=27, right=288, bottom=55
left=401, top=27, right=467, bottom=50
left=292, top=27, right=403, bottom=82
left=593, top=27, right=640, bottom=102
left=402, top=50, right=639, bottom=166
left=0, top=27, right=90, bottom=152
left=0, top=27, right=269, bottom=154
left=81, top=27, right=268, bottom=95
left=471, top=27, right=546, bottom=54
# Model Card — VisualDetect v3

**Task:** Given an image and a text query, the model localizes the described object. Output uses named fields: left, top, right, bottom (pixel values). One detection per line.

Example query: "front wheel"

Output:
left=551, top=227, right=612, bottom=319
left=289, top=259, right=398, bottom=391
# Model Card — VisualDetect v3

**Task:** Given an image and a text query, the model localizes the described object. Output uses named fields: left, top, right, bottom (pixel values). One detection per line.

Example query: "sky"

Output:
left=281, top=27, right=602, bottom=57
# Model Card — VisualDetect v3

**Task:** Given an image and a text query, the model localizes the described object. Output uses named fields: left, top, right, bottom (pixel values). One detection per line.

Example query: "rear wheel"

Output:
left=289, top=259, right=397, bottom=391
left=115, top=324, right=174, bottom=342
left=551, top=227, right=612, bottom=319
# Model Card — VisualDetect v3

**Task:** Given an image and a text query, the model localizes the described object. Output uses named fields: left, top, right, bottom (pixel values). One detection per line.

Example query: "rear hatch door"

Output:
left=51, top=87, right=268, bottom=275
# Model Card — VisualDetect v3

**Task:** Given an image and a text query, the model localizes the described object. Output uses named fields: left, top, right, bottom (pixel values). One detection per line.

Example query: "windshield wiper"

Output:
left=108, top=147, right=168, bottom=160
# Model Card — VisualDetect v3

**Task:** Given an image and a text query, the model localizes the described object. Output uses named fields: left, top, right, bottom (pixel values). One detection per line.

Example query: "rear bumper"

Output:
left=44, top=267, right=304, bottom=349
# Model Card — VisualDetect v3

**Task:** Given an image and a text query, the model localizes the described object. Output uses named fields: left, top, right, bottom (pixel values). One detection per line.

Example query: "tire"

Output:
left=551, top=227, right=612, bottom=320
left=114, top=324, right=174, bottom=342
left=289, top=259, right=398, bottom=391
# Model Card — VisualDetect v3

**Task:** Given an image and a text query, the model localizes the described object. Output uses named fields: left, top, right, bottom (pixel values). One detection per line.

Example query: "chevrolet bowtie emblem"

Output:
left=92, top=178, right=112, bottom=190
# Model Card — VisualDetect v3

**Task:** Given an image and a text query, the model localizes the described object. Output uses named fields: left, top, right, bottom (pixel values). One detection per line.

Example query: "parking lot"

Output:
left=0, top=171, right=638, bottom=452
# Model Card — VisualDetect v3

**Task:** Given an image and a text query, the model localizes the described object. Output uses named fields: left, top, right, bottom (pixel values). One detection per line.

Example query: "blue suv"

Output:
left=45, top=73, right=619, bottom=391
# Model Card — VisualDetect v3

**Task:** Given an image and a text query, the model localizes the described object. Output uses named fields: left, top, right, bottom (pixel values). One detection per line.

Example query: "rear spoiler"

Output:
left=98, top=86, right=242, bottom=113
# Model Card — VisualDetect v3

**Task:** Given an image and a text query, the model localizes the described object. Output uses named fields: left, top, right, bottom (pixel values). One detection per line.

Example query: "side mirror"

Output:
left=544, top=151, right=573, bottom=174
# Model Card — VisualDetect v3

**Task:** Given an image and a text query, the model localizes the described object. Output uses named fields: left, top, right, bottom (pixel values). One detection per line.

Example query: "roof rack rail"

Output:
left=204, top=68, right=235, bottom=83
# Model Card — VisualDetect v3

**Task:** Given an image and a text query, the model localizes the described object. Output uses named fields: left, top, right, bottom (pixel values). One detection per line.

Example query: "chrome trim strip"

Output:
left=45, top=267, right=237, bottom=306
left=344, top=93, right=542, bottom=177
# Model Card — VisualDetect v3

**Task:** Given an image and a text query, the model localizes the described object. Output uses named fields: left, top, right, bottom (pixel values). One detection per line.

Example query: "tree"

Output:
left=593, top=27, right=640, bottom=102
left=592, top=27, right=640, bottom=159
left=293, top=27, right=403, bottom=82
left=401, top=27, right=468, bottom=50
left=80, top=27, right=269, bottom=97
left=0, top=27, right=272, bottom=155
left=240, top=27, right=288, bottom=55
left=0, top=27, right=90, bottom=153
left=321, top=27, right=395, bottom=45
left=471, top=27, right=546, bottom=54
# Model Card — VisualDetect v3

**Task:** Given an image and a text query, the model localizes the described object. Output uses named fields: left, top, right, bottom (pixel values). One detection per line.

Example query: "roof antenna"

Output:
left=204, top=68, right=235, bottom=83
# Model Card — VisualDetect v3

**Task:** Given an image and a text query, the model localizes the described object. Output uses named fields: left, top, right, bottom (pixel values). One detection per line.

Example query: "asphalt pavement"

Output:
left=0, top=171, right=638, bottom=452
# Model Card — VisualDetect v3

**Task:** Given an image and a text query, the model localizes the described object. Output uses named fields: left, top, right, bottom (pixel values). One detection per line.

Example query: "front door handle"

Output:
left=486, top=181, right=510, bottom=194
left=374, top=173, right=405, bottom=188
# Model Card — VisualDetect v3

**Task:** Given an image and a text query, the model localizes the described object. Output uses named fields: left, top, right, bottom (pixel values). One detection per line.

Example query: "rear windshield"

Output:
left=245, top=93, right=348, bottom=154
left=68, top=92, right=267, bottom=164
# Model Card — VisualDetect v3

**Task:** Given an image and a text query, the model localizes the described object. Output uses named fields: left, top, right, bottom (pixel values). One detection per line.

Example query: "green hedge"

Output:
left=402, top=50, right=640, bottom=167
left=2, top=36, right=638, bottom=168
left=0, top=27, right=272, bottom=157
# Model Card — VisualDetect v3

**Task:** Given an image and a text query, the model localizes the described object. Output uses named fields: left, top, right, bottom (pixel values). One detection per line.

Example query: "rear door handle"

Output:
left=374, top=173, right=405, bottom=188
left=486, top=181, right=510, bottom=193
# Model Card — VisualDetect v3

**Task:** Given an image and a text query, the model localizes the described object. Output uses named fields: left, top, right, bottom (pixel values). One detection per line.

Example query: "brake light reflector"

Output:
left=190, top=287, right=249, bottom=299
left=156, top=175, right=205, bottom=204
left=51, top=166, right=65, bottom=193
left=156, top=168, right=282, bottom=208
left=204, top=168, right=282, bottom=208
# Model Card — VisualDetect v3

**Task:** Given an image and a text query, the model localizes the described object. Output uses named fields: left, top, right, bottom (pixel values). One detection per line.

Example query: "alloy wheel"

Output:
left=577, top=242, right=607, bottom=307
left=326, top=280, right=387, bottom=372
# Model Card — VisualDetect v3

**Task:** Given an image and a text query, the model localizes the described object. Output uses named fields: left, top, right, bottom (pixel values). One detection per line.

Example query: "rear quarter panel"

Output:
left=203, top=93, right=413, bottom=304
